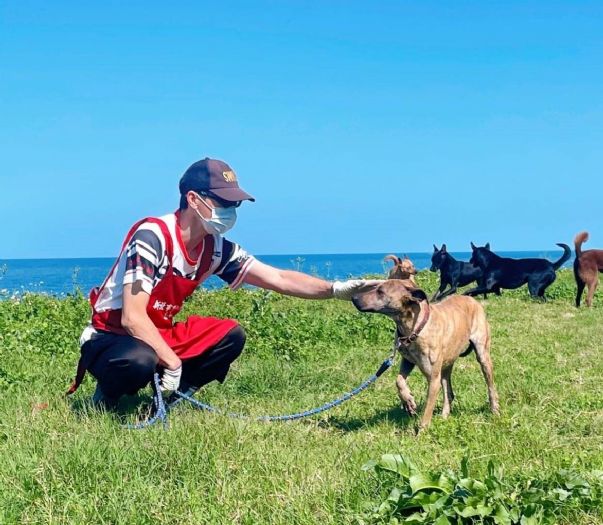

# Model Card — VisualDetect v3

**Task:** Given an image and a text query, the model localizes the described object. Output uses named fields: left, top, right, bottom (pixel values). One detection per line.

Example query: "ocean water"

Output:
left=0, top=250, right=571, bottom=297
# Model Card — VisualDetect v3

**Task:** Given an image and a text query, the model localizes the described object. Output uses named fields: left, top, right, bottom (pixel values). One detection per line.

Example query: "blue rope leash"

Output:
left=124, top=352, right=395, bottom=430
left=123, top=373, right=169, bottom=430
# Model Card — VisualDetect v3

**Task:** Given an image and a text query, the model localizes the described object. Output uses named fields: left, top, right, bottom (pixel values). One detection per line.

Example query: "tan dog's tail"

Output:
left=384, top=255, right=401, bottom=277
left=384, top=254, right=401, bottom=265
left=574, top=231, right=589, bottom=258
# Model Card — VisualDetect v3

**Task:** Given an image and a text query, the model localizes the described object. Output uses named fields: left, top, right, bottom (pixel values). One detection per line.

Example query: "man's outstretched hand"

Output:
left=332, top=279, right=384, bottom=301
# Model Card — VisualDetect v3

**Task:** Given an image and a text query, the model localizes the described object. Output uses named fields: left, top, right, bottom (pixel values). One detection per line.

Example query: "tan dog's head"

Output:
left=352, top=280, right=428, bottom=318
left=384, top=255, right=417, bottom=280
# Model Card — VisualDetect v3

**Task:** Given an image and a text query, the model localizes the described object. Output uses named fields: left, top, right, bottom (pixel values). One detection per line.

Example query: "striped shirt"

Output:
left=80, top=212, right=254, bottom=345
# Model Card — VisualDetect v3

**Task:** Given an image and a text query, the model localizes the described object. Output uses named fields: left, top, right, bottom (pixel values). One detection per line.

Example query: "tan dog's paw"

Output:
left=401, top=397, right=417, bottom=416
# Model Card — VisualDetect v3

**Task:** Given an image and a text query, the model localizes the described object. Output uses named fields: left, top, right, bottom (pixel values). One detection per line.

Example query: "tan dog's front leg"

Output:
left=396, top=358, right=417, bottom=416
left=419, top=370, right=442, bottom=431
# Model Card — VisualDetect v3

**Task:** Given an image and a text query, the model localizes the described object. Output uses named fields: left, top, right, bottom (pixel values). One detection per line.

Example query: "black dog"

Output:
left=464, top=242, right=572, bottom=299
left=430, top=244, right=483, bottom=300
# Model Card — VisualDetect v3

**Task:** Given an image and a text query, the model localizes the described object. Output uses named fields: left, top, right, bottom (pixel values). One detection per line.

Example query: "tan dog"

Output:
left=574, top=231, right=603, bottom=307
left=352, top=280, right=499, bottom=431
left=384, top=254, right=417, bottom=285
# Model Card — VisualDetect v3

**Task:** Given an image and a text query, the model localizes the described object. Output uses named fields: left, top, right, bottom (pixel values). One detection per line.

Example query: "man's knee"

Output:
left=117, top=338, right=158, bottom=375
left=128, top=347, right=159, bottom=376
left=100, top=339, right=158, bottom=397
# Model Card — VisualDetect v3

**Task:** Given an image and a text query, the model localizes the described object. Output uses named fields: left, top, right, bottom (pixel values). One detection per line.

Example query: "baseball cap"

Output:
left=179, top=158, right=255, bottom=203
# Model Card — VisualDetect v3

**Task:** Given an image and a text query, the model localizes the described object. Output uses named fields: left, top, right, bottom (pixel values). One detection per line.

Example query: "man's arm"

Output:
left=243, top=260, right=333, bottom=299
left=121, top=282, right=182, bottom=370
left=242, top=260, right=383, bottom=300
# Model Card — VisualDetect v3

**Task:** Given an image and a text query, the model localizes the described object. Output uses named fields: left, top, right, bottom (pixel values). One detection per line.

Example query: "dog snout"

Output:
left=352, top=294, right=373, bottom=312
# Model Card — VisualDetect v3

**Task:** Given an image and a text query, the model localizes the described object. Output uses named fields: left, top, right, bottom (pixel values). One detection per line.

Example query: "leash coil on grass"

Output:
left=124, top=351, right=396, bottom=430
left=123, top=373, right=170, bottom=430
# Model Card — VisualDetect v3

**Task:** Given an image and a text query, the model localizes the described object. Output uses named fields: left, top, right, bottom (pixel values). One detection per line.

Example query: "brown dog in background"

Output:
left=384, top=254, right=417, bottom=285
left=352, top=280, right=499, bottom=431
left=574, top=231, right=603, bottom=307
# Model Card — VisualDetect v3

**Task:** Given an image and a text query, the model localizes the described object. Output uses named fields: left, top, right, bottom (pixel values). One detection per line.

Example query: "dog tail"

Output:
left=384, top=254, right=400, bottom=265
left=460, top=341, right=474, bottom=357
left=553, top=243, right=572, bottom=270
left=574, top=231, right=589, bottom=258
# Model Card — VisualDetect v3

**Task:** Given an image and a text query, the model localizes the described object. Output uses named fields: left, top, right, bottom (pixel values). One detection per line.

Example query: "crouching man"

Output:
left=67, top=157, right=379, bottom=407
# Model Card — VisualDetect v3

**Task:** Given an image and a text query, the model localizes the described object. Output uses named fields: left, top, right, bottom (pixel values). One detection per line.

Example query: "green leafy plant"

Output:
left=360, top=454, right=603, bottom=524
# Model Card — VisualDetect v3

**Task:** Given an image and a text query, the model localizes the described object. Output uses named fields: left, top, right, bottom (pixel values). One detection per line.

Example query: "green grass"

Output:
left=0, top=269, right=601, bottom=524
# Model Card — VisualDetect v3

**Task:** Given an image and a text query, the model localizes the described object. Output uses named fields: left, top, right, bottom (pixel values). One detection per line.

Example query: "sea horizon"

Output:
left=0, top=248, right=571, bottom=262
left=0, top=249, right=572, bottom=297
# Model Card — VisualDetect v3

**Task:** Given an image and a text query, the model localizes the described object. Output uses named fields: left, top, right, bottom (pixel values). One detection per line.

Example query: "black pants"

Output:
left=82, top=325, right=246, bottom=399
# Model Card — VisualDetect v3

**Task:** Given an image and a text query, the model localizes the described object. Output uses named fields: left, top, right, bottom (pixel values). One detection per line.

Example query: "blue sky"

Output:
left=1, top=1, right=602, bottom=259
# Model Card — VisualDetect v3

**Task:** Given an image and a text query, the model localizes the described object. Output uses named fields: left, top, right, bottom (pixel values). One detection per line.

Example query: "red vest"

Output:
left=67, top=217, right=238, bottom=394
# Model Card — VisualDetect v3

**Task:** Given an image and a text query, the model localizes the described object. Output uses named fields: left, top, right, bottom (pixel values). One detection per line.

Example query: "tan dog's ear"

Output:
left=384, top=254, right=399, bottom=266
left=409, top=288, right=428, bottom=303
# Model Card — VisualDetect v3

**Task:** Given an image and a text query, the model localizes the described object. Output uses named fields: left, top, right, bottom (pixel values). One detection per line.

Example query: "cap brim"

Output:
left=211, top=187, right=255, bottom=202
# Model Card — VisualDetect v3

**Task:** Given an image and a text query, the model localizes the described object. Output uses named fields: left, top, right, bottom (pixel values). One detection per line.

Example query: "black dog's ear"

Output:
left=433, top=244, right=438, bottom=251
left=409, top=288, right=428, bottom=303
left=485, top=242, right=490, bottom=250
left=471, top=241, right=477, bottom=250
left=441, top=244, right=447, bottom=253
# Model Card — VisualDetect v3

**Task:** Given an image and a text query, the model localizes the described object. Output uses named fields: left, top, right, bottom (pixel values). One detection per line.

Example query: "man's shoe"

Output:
left=179, top=383, right=200, bottom=398
left=166, top=382, right=199, bottom=406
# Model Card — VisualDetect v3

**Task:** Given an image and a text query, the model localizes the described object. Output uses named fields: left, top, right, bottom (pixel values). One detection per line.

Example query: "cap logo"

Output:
left=222, top=170, right=237, bottom=183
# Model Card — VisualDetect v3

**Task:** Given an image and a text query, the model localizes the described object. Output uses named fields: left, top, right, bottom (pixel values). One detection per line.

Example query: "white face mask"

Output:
left=194, top=196, right=237, bottom=235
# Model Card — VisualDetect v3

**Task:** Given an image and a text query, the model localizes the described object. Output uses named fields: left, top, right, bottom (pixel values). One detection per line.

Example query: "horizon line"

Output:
left=0, top=248, right=569, bottom=262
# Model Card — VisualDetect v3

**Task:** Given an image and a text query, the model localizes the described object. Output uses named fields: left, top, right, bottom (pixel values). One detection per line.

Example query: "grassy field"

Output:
left=0, top=269, right=601, bottom=524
